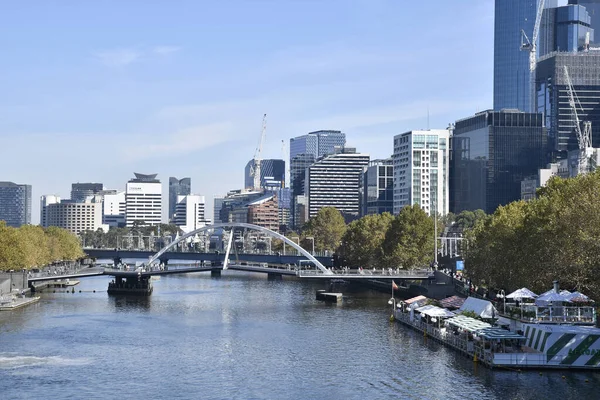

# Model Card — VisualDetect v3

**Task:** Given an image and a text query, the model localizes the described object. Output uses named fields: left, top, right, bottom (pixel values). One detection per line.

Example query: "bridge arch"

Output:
left=146, top=223, right=332, bottom=274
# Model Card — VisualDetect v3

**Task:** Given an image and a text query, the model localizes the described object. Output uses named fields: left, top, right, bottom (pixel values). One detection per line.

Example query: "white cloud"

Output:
left=152, top=46, right=182, bottom=55
left=93, top=48, right=142, bottom=67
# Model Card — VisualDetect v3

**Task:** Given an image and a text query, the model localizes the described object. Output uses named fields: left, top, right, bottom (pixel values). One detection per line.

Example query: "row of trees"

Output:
left=294, top=205, right=436, bottom=269
left=0, top=222, right=84, bottom=271
left=466, top=170, right=600, bottom=300
left=79, top=223, right=183, bottom=249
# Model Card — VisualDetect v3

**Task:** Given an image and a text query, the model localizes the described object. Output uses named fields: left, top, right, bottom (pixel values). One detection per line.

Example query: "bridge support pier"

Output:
left=113, top=257, right=122, bottom=267
left=108, top=275, right=153, bottom=296
left=211, top=269, right=221, bottom=277
left=267, top=273, right=282, bottom=281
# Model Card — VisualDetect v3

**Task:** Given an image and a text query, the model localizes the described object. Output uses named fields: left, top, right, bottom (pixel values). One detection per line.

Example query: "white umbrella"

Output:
left=506, top=288, right=538, bottom=300
left=566, top=291, right=592, bottom=303
left=535, top=292, right=572, bottom=305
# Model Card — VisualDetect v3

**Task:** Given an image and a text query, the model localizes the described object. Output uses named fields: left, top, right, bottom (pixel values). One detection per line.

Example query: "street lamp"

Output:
left=305, top=236, right=315, bottom=255
left=498, top=289, right=506, bottom=314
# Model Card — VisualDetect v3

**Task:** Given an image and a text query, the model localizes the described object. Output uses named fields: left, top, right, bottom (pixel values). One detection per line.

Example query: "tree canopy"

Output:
left=466, top=170, right=600, bottom=299
left=338, top=212, right=393, bottom=268
left=0, top=222, right=84, bottom=271
left=302, top=207, right=347, bottom=253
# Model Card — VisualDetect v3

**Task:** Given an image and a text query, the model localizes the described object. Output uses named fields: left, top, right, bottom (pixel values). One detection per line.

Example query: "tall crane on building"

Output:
left=564, top=65, right=593, bottom=173
left=250, top=114, right=267, bottom=191
left=521, top=0, right=545, bottom=112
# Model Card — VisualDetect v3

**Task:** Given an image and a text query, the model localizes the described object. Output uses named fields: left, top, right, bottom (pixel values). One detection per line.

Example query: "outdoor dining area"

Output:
left=496, top=281, right=596, bottom=325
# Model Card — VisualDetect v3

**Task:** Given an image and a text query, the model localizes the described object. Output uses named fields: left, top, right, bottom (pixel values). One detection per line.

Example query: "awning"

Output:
left=415, top=305, right=456, bottom=318
left=404, top=295, right=427, bottom=305
left=476, top=327, right=526, bottom=340
left=459, top=297, right=498, bottom=319
left=446, top=315, right=492, bottom=332
left=440, top=296, right=466, bottom=309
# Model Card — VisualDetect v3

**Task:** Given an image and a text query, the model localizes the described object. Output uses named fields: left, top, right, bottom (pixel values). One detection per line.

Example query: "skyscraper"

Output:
left=451, top=110, right=547, bottom=214
left=71, top=183, right=103, bottom=202
left=125, top=173, right=162, bottom=227
left=244, top=159, right=285, bottom=190
left=569, top=0, right=600, bottom=44
left=289, top=130, right=346, bottom=227
left=363, top=159, right=394, bottom=216
left=393, top=130, right=450, bottom=217
left=0, top=182, right=32, bottom=227
left=494, top=0, right=558, bottom=112
left=169, top=177, right=191, bottom=221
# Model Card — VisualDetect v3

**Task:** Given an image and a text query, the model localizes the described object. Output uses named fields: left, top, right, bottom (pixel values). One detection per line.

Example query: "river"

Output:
left=0, top=271, right=598, bottom=399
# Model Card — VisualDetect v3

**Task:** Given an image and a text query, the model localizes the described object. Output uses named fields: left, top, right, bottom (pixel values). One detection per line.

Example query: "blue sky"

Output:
left=1, top=0, right=495, bottom=223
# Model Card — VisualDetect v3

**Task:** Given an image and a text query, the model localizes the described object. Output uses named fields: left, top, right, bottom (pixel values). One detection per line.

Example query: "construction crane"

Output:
left=250, top=114, right=267, bottom=191
left=521, top=0, right=545, bottom=113
left=564, top=65, right=593, bottom=174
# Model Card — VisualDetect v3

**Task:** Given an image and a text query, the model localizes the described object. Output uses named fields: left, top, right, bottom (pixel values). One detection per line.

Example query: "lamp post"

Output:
left=305, top=236, right=315, bottom=255
left=499, top=289, right=506, bottom=314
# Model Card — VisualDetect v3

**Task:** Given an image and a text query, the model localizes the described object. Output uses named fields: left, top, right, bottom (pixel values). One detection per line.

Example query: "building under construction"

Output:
left=537, top=51, right=600, bottom=161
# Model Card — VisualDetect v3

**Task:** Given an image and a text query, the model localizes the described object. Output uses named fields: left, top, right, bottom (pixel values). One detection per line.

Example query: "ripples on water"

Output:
left=0, top=272, right=599, bottom=400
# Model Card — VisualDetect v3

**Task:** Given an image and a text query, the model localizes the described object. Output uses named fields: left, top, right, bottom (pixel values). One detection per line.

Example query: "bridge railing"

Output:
left=297, top=268, right=434, bottom=278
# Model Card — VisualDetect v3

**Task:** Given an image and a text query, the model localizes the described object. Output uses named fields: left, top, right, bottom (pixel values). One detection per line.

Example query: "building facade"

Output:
left=40, top=194, right=60, bottom=227
left=102, top=190, right=126, bottom=228
left=451, top=110, right=547, bottom=214
left=244, top=159, right=285, bottom=190
left=174, top=195, right=209, bottom=233
left=363, top=158, right=394, bottom=216
left=213, top=196, right=224, bottom=224
left=71, top=183, right=103, bottom=203
left=305, top=148, right=369, bottom=220
left=494, top=0, right=558, bottom=112
left=168, top=177, right=191, bottom=222
left=393, top=130, right=450, bottom=217
left=125, top=173, right=162, bottom=227
left=289, top=130, right=346, bottom=228
left=537, top=52, right=600, bottom=160
left=44, top=197, right=104, bottom=234
left=247, top=194, right=279, bottom=232
left=569, top=0, right=600, bottom=45
left=0, top=182, right=32, bottom=227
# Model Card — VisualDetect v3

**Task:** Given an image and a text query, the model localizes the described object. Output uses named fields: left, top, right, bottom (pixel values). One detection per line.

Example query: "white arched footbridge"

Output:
left=146, top=222, right=333, bottom=275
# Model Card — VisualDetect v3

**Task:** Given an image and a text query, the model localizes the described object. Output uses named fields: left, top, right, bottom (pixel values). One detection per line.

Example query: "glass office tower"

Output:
left=0, top=182, right=32, bottom=227
left=569, top=1, right=600, bottom=44
left=494, top=0, right=558, bottom=112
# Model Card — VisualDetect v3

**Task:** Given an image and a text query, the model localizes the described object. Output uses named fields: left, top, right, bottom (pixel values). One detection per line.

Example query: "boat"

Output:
left=391, top=282, right=600, bottom=370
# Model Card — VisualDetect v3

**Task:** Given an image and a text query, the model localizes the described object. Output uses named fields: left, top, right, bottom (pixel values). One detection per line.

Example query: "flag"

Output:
left=392, top=281, right=399, bottom=290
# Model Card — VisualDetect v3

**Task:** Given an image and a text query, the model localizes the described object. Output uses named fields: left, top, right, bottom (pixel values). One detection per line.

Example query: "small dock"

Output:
left=0, top=296, right=40, bottom=311
left=48, top=279, right=80, bottom=288
left=316, top=290, right=342, bottom=302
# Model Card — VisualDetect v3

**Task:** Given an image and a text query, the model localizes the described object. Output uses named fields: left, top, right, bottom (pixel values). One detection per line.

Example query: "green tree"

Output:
left=339, top=213, right=393, bottom=268
left=381, top=205, right=434, bottom=269
left=0, top=222, right=22, bottom=270
left=455, top=209, right=488, bottom=230
left=302, top=207, right=347, bottom=253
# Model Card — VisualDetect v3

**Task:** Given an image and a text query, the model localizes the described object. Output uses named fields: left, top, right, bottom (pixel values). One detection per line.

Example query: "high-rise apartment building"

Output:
left=393, top=130, right=450, bottom=217
left=174, top=195, right=209, bottom=232
left=247, top=194, right=279, bottom=232
left=363, top=158, right=394, bottom=216
left=244, top=159, right=285, bottom=190
left=451, top=110, right=547, bottom=214
left=168, top=177, right=191, bottom=222
left=71, top=183, right=103, bottom=203
left=537, top=52, right=600, bottom=160
left=0, top=182, right=32, bottom=227
left=494, top=0, right=558, bottom=112
left=125, top=173, right=162, bottom=227
left=305, top=148, right=369, bottom=220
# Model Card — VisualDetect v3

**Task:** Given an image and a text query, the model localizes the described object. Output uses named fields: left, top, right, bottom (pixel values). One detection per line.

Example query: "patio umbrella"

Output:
left=506, top=288, right=538, bottom=300
left=566, top=291, right=593, bottom=303
left=535, top=291, right=572, bottom=305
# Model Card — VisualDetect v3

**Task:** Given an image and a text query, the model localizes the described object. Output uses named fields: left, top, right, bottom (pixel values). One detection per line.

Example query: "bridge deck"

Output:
left=296, top=269, right=433, bottom=280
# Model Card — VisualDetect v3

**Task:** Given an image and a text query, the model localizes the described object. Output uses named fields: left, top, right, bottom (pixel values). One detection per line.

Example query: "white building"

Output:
left=102, top=190, right=126, bottom=227
left=43, top=197, right=105, bottom=234
left=40, top=194, right=61, bottom=227
left=125, top=173, right=162, bottom=227
left=174, top=195, right=211, bottom=233
left=393, top=129, right=450, bottom=216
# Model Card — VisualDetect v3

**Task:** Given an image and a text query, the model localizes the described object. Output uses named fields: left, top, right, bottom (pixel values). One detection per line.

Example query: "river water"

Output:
left=0, top=272, right=598, bottom=400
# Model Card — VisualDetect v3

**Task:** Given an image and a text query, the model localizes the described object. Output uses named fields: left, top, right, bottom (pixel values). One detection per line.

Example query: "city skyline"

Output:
left=2, top=1, right=496, bottom=224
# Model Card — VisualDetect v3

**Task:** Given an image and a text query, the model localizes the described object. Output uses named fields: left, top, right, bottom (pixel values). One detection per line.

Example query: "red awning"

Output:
left=440, top=295, right=466, bottom=310
left=405, top=295, right=427, bottom=305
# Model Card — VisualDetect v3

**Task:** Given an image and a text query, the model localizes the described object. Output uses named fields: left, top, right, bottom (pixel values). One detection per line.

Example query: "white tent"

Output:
left=459, top=297, right=498, bottom=319
left=415, top=305, right=456, bottom=318
left=506, top=287, right=537, bottom=300
left=566, top=291, right=593, bottom=303
left=535, top=292, right=572, bottom=306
